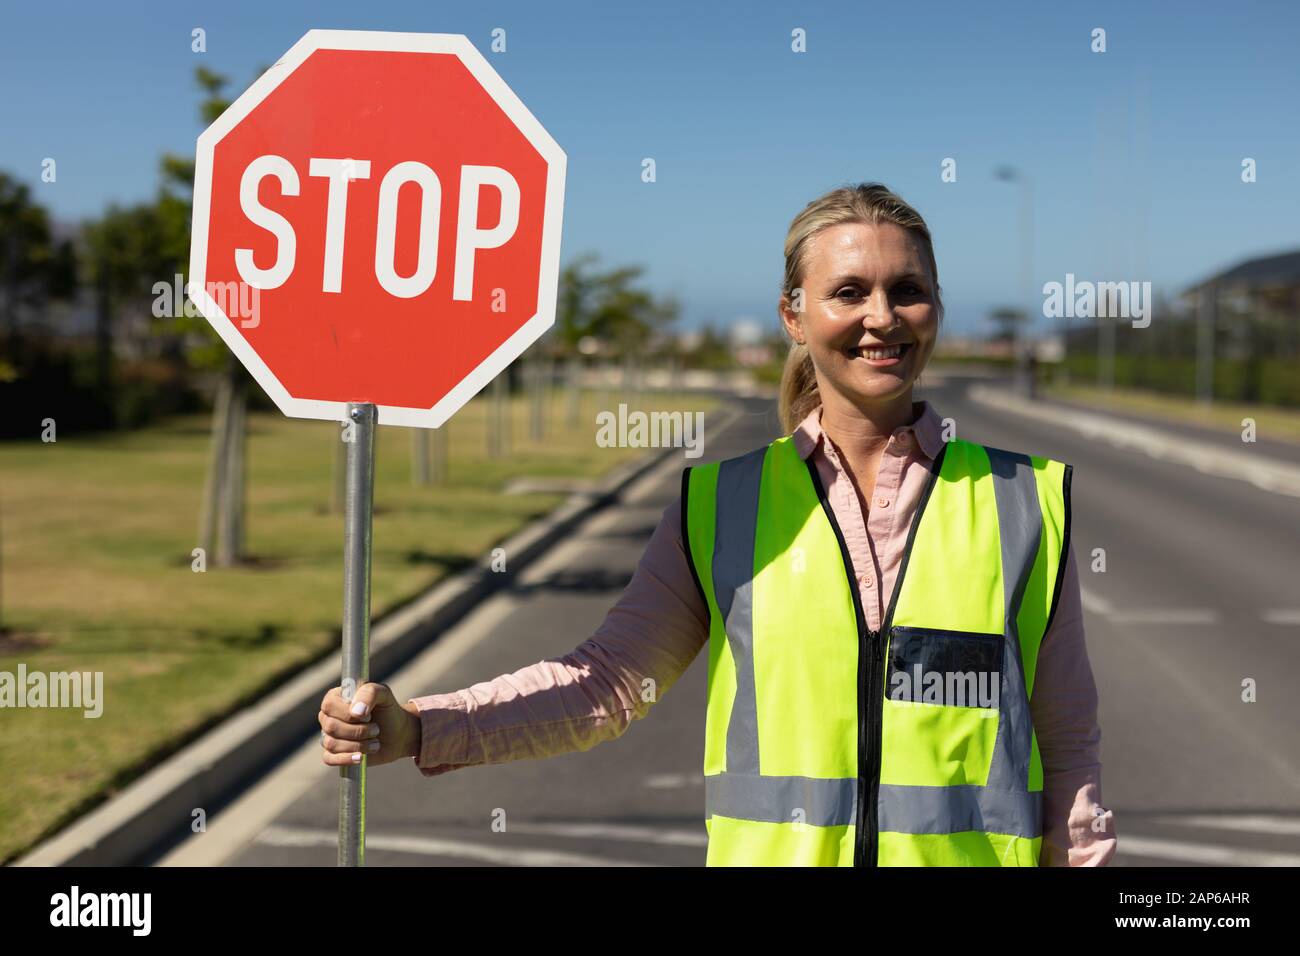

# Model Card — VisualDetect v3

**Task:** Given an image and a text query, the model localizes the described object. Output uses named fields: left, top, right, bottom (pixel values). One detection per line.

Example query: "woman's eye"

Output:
left=835, top=287, right=863, bottom=300
left=897, top=283, right=924, bottom=296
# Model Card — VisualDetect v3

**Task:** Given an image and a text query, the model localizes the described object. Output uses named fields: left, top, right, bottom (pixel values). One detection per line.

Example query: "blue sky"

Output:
left=2, top=0, right=1297, bottom=337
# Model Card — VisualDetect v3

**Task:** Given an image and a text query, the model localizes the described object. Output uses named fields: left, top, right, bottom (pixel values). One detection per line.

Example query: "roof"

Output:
left=1185, top=249, right=1300, bottom=293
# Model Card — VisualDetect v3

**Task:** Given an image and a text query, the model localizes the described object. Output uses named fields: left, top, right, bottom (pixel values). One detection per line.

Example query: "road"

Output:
left=157, top=371, right=1300, bottom=867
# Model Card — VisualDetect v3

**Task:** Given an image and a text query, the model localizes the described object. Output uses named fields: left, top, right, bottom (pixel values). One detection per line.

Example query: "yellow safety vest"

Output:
left=681, top=433, right=1071, bottom=865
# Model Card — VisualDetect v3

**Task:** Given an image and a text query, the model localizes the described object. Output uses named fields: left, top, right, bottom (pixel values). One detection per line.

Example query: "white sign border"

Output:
left=188, top=29, right=567, bottom=429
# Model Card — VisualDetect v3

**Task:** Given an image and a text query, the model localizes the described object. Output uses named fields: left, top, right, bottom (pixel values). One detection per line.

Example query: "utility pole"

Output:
left=1196, top=280, right=1218, bottom=407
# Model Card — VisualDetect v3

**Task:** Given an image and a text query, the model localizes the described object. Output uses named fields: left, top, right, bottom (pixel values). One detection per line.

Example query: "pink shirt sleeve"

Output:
left=407, top=493, right=708, bottom=776
left=1031, top=543, right=1118, bottom=865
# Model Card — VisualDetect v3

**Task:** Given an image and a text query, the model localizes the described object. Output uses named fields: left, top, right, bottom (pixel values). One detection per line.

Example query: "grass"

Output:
left=0, top=386, right=718, bottom=863
left=1038, top=382, right=1300, bottom=445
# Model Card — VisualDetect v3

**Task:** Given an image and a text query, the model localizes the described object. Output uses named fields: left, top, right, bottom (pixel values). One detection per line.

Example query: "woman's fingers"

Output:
left=319, top=713, right=380, bottom=742
left=321, top=746, right=376, bottom=767
left=320, top=686, right=363, bottom=722
left=320, top=688, right=350, bottom=721
left=321, top=731, right=380, bottom=754
left=318, top=683, right=408, bottom=767
left=320, top=682, right=395, bottom=722
left=319, top=707, right=381, bottom=767
left=320, top=730, right=383, bottom=765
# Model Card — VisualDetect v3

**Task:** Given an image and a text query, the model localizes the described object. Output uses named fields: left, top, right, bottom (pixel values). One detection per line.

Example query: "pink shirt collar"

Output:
left=791, top=399, right=948, bottom=463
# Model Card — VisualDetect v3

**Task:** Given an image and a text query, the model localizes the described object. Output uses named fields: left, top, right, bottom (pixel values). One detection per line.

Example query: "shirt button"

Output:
left=876, top=497, right=890, bottom=508
left=860, top=573, right=875, bottom=588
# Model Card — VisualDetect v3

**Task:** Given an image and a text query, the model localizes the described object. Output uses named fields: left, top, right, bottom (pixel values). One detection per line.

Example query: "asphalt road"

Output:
left=159, top=372, right=1300, bottom=867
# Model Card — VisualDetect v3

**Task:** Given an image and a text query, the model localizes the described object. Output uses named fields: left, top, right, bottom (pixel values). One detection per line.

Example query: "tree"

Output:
left=157, top=66, right=259, bottom=567
left=554, top=252, right=679, bottom=356
left=0, top=173, right=75, bottom=336
left=81, top=202, right=175, bottom=398
left=689, top=323, right=734, bottom=370
left=548, top=252, right=680, bottom=413
left=987, top=306, right=1028, bottom=345
left=0, top=173, right=76, bottom=420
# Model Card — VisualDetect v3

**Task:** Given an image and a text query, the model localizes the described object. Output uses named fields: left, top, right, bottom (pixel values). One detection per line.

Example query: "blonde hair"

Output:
left=776, top=182, right=944, bottom=434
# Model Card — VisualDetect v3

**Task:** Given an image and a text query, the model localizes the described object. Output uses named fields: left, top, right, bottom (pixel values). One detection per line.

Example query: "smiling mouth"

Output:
left=845, top=342, right=913, bottom=360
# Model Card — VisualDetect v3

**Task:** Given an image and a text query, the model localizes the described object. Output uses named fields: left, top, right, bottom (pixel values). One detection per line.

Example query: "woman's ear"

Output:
left=778, top=295, right=804, bottom=344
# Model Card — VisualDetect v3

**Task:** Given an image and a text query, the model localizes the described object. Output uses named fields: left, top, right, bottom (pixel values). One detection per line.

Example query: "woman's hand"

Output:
left=318, top=682, right=422, bottom=767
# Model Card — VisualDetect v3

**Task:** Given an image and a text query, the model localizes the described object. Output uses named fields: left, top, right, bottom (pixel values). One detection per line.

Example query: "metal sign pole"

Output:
left=338, top=402, right=377, bottom=866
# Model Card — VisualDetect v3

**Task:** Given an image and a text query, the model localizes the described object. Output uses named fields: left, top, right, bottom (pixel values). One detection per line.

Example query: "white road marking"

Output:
left=1117, top=834, right=1300, bottom=867
left=1080, top=589, right=1218, bottom=624
left=1149, top=814, right=1300, bottom=836
left=644, top=772, right=704, bottom=790
left=968, top=384, right=1300, bottom=498
left=1262, top=609, right=1300, bottom=625
left=511, top=820, right=707, bottom=847
left=1079, top=588, right=1114, bottom=615
left=262, top=822, right=1300, bottom=868
left=257, top=825, right=657, bottom=866
left=1107, top=609, right=1219, bottom=625
left=1083, top=593, right=1300, bottom=626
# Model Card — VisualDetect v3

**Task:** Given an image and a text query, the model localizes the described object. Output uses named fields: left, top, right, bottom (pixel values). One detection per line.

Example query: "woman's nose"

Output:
left=860, top=289, right=895, bottom=331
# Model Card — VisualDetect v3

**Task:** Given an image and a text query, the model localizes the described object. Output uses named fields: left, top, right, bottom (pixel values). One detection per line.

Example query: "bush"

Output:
left=1059, top=353, right=1300, bottom=408
left=1, top=336, right=201, bottom=439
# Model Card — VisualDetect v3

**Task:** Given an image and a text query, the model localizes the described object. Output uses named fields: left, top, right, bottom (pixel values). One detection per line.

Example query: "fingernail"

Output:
left=351, top=753, right=362, bottom=763
left=366, top=723, right=380, bottom=737
left=366, top=740, right=380, bottom=752
left=351, top=702, right=368, bottom=717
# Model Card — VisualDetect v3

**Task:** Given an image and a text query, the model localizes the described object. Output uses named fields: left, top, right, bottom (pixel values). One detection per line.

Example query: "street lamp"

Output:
left=994, top=166, right=1036, bottom=396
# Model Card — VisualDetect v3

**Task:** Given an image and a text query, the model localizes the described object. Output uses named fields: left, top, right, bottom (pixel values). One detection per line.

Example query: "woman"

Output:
left=318, top=182, right=1116, bottom=867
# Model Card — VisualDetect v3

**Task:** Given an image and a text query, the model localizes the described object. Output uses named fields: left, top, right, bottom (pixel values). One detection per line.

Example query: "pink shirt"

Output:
left=409, top=399, right=1117, bottom=866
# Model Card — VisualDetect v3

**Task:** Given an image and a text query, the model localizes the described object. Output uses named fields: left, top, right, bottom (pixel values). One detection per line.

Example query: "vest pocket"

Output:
left=880, top=626, right=1004, bottom=787
left=886, top=626, right=1003, bottom=708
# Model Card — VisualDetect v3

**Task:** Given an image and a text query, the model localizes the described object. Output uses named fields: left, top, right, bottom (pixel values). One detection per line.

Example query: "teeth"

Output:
left=859, top=344, right=903, bottom=359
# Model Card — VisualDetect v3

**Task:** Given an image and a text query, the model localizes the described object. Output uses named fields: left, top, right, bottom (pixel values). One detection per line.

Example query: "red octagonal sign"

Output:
left=188, top=30, right=566, bottom=428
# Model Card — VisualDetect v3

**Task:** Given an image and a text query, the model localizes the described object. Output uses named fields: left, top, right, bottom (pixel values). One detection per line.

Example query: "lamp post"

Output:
left=995, top=166, right=1036, bottom=396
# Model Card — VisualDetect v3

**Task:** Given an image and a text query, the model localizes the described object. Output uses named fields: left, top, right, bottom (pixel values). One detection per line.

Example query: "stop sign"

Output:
left=188, top=30, right=566, bottom=427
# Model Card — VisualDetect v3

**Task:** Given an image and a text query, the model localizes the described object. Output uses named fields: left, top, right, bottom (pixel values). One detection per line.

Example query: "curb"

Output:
left=14, top=396, right=745, bottom=867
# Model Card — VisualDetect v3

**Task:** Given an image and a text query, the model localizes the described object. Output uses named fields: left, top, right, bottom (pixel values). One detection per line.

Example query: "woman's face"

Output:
left=781, top=220, right=939, bottom=406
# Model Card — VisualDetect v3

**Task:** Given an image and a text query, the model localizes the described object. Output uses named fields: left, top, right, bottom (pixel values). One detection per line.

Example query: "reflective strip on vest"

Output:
left=711, top=445, right=766, bottom=777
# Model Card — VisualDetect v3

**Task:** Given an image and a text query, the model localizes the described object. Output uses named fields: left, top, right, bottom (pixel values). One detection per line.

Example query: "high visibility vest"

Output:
left=681, top=432, right=1072, bottom=866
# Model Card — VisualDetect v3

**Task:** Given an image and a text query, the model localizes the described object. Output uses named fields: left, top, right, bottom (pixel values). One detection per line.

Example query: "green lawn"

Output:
left=1039, top=382, right=1300, bottom=445
left=0, top=386, right=718, bottom=863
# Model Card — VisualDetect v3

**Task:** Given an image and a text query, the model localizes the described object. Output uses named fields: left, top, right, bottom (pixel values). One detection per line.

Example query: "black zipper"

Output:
left=863, top=623, right=883, bottom=866
left=804, top=442, right=947, bottom=867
